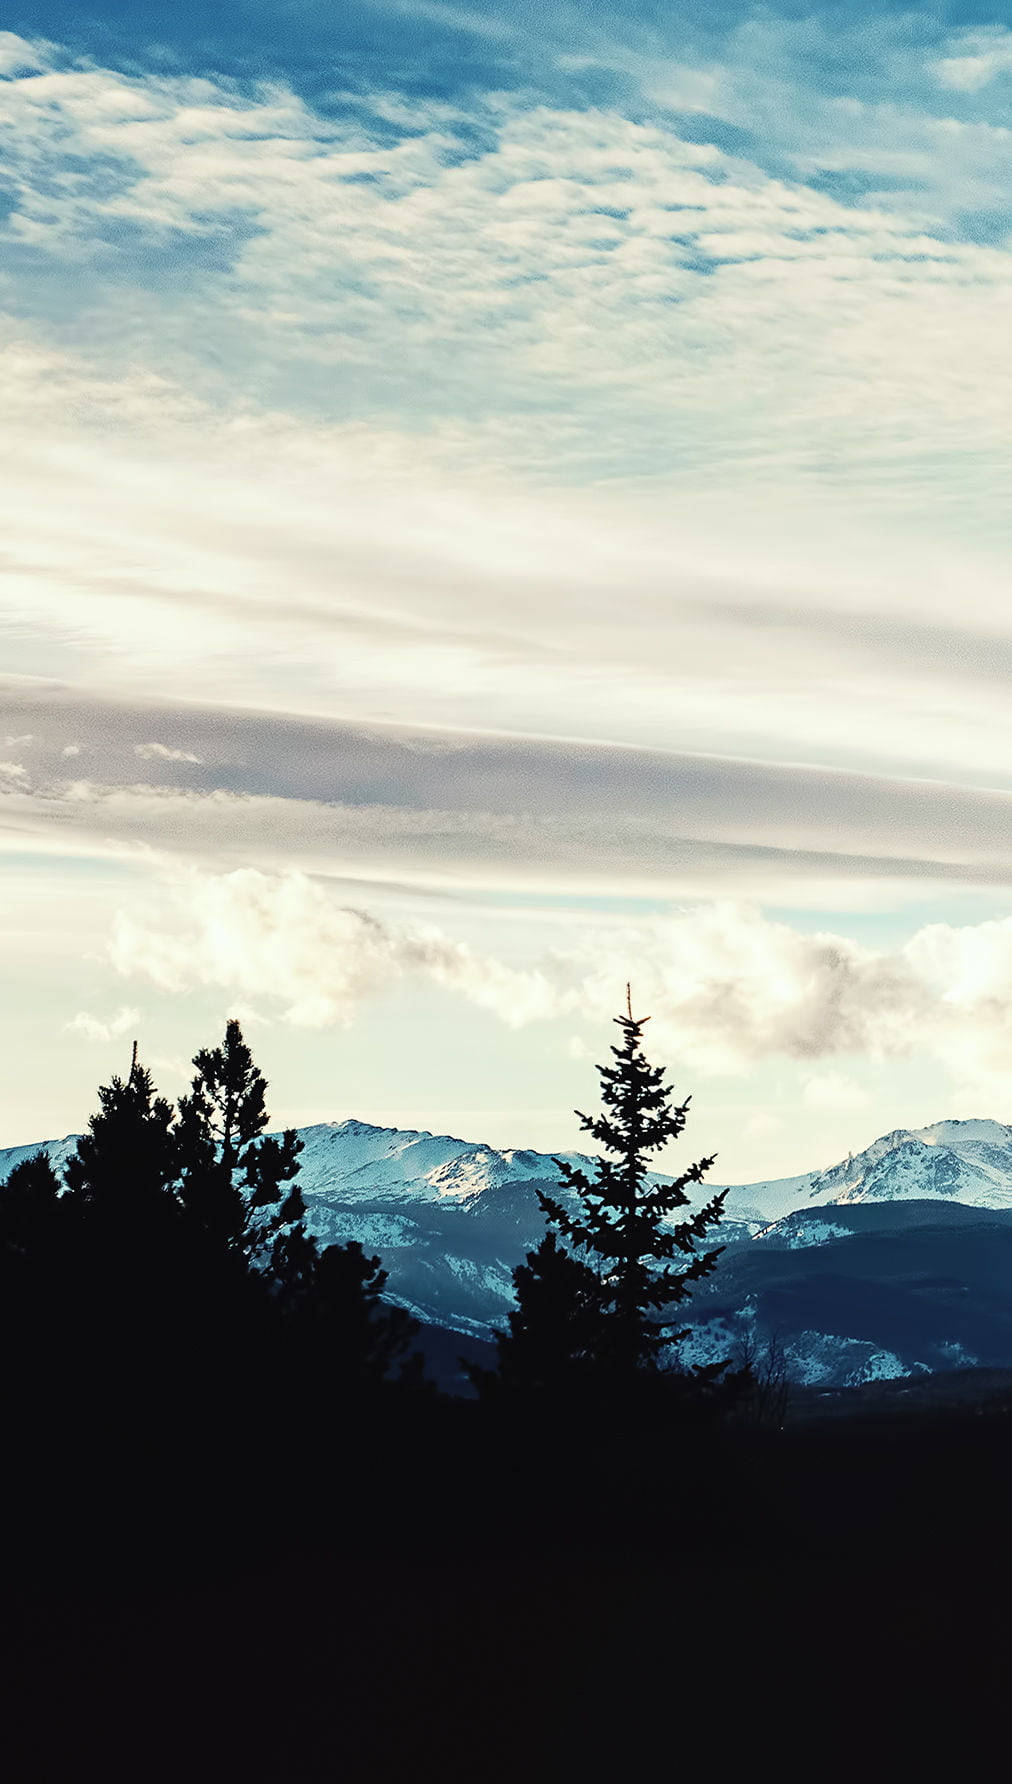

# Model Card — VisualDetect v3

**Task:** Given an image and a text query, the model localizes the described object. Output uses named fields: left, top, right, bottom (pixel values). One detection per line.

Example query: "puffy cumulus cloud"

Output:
left=560, top=904, right=930, bottom=1071
left=109, top=869, right=557, bottom=1029
left=901, top=915, right=1012, bottom=1108
left=104, top=872, right=1012, bottom=1102
left=566, top=905, right=1012, bottom=1107
left=66, top=1005, right=140, bottom=1043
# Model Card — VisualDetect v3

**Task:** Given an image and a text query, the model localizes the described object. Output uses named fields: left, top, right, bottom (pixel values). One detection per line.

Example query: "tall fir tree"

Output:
left=60, top=1047, right=186, bottom=1379
left=174, top=1018, right=311, bottom=1281
left=64, top=1046, right=179, bottom=1228
left=526, top=988, right=728, bottom=1381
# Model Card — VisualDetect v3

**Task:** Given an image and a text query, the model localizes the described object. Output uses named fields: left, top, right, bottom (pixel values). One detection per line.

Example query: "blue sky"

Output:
left=4, top=2, right=1012, bottom=1175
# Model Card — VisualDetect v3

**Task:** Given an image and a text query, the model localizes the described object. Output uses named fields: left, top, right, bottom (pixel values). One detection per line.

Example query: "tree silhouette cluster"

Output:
left=1, top=1000, right=735, bottom=1457
left=0, top=1020, right=419, bottom=1423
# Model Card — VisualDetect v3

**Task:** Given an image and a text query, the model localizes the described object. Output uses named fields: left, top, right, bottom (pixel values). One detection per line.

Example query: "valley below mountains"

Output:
left=7, top=1115, right=1012, bottom=1391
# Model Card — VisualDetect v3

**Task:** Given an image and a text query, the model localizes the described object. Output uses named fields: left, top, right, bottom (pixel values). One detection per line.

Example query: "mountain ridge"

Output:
left=7, top=1115, right=1012, bottom=1388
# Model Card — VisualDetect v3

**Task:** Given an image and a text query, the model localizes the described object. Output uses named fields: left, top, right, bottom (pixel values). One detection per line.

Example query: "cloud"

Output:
left=109, top=868, right=555, bottom=1028
left=5, top=684, right=1012, bottom=910
left=4, top=28, right=1012, bottom=495
left=104, top=870, right=1012, bottom=1103
left=560, top=904, right=931, bottom=1072
left=5, top=33, right=1012, bottom=818
left=134, top=741, right=203, bottom=764
left=935, top=31, right=1012, bottom=93
left=66, top=1005, right=141, bottom=1044
left=0, top=760, right=28, bottom=781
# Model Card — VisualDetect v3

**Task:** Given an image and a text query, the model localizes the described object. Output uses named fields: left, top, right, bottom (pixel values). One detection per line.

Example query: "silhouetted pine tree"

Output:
left=58, top=1048, right=187, bottom=1403
left=64, top=1047, right=179, bottom=1230
left=0, top=1150, right=62, bottom=1263
left=302, top=1242, right=420, bottom=1385
left=475, top=1232, right=606, bottom=1394
left=0, top=1151, right=68, bottom=1421
left=530, top=988, right=727, bottom=1380
left=0, top=1150, right=67, bottom=1352
left=174, top=1018, right=310, bottom=1280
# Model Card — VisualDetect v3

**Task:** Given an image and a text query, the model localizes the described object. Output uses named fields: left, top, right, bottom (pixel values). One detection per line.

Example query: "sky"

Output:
left=4, top=1, right=1012, bottom=1179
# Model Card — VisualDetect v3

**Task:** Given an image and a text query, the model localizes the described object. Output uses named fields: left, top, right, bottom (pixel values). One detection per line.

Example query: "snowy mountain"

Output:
left=7, top=1115, right=1012, bottom=1388
left=729, top=1119, right=1012, bottom=1227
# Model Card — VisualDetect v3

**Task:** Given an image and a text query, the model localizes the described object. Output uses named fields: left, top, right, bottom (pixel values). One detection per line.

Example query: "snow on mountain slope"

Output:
left=0, top=1134, right=79, bottom=1184
left=290, top=1120, right=590, bottom=1204
left=714, top=1118, right=1012, bottom=1223
left=7, top=1116, right=1012, bottom=1386
left=804, top=1118, right=1012, bottom=1210
left=7, top=1114, right=1012, bottom=1230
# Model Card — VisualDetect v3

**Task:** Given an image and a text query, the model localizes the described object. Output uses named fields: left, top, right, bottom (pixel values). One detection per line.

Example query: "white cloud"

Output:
left=0, top=32, right=45, bottom=77
left=66, top=1004, right=140, bottom=1043
left=2, top=34, right=1012, bottom=495
left=4, top=36, right=1012, bottom=815
left=134, top=742, right=202, bottom=764
left=4, top=25, right=1012, bottom=1159
left=0, top=760, right=27, bottom=781
left=935, top=31, right=1012, bottom=93
left=109, top=868, right=556, bottom=1029
left=103, top=871, right=1012, bottom=1106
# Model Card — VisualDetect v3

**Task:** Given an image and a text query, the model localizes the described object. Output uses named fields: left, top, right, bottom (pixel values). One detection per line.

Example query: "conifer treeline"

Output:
left=0, top=1018, right=418, bottom=1403
left=1, top=1000, right=734, bottom=1408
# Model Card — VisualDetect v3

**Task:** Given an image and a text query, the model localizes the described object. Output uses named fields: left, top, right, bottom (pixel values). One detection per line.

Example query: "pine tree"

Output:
left=174, top=1018, right=311, bottom=1279
left=64, top=1047, right=179, bottom=1226
left=0, top=1150, right=62, bottom=1262
left=0, top=1150, right=66, bottom=1333
left=60, top=1048, right=186, bottom=1383
left=531, top=988, right=727, bottom=1381
left=302, top=1241, right=420, bottom=1385
left=477, top=1232, right=606, bottom=1394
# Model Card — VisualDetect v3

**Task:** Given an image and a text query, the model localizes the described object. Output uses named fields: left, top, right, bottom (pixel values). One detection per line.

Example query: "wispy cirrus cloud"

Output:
left=4, top=683, right=1012, bottom=906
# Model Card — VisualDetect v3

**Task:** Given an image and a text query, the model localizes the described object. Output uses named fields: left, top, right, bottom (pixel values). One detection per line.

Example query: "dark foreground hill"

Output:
left=2, top=1370, right=1010, bottom=1778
